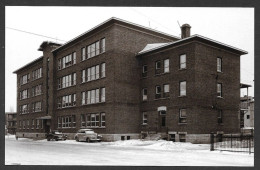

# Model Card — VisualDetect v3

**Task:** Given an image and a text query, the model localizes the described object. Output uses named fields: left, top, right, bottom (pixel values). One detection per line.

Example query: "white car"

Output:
left=74, top=129, right=102, bottom=142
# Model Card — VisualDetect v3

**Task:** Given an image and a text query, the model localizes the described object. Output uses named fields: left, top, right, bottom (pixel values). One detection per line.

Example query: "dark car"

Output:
left=74, top=129, right=102, bottom=142
left=46, top=130, right=67, bottom=141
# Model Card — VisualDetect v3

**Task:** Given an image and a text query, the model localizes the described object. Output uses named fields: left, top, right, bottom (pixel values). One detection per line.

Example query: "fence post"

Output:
left=210, top=132, right=214, bottom=151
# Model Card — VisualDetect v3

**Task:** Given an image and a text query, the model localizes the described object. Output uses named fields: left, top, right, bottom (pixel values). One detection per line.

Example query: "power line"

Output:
left=6, top=27, right=67, bottom=42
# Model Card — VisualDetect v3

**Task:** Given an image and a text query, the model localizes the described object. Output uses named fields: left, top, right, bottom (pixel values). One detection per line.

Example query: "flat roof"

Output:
left=137, top=34, right=248, bottom=56
left=13, top=56, right=43, bottom=74
left=52, top=17, right=180, bottom=53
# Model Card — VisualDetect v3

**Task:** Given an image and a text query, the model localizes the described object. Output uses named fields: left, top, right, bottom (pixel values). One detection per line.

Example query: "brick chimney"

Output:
left=181, top=24, right=191, bottom=39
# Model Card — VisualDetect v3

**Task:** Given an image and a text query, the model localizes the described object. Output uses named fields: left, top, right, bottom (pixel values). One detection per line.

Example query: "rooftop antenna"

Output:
left=177, top=21, right=181, bottom=37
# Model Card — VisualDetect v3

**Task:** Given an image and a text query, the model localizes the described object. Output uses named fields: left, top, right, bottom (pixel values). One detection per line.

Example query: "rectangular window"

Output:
left=82, top=70, right=86, bottom=83
left=32, top=68, right=43, bottom=80
left=58, top=73, right=76, bottom=89
left=36, top=119, right=39, bottom=129
left=60, top=94, right=76, bottom=108
left=32, top=101, right=42, bottom=112
left=180, top=54, right=186, bottom=69
left=58, top=117, right=61, bottom=128
left=95, top=89, right=100, bottom=103
left=217, top=57, right=222, bottom=72
left=142, top=65, right=147, bottom=77
left=58, top=115, right=76, bottom=128
left=58, top=53, right=76, bottom=70
left=155, top=61, right=161, bottom=75
left=91, top=66, right=95, bottom=80
left=180, top=81, right=186, bottom=96
left=155, top=85, right=161, bottom=99
left=101, top=63, right=106, bottom=78
left=217, top=83, right=222, bottom=97
left=101, top=113, right=105, bottom=127
left=81, top=114, right=86, bottom=127
left=218, top=110, right=223, bottom=124
left=95, top=41, right=100, bottom=56
left=96, top=65, right=100, bottom=79
left=31, top=119, right=34, bottom=129
left=143, top=112, right=148, bottom=125
left=91, top=90, right=95, bottom=104
left=20, top=89, right=29, bottom=100
left=23, top=120, right=25, bottom=129
left=164, top=59, right=169, bottom=73
left=27, top=120, right=30, bottom=129
left=82, top=92, right=86, bottom=105
left=100, top=38, right=106, bottom=53
left=179, top=134, right=186, bottom=142
left=82, top=47, right=86, bottom=61
left=179, top=109, right=187, bottom=123
left=21, top=104, right=29, bottom=114
left=101, top=88, right=105, bottom=102
left=20, top=74, right=30, bottom=85
left=163, top=84, right=170, bottom=98
left=87, top=91, right=91, bottom=104
left=142, top=88, right=147, bottom=101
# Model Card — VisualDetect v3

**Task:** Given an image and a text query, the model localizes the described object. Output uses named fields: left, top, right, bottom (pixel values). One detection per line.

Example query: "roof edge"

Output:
left=13, top=56, right=43, bottom=74
left=137, top=34, right=248, bottom=56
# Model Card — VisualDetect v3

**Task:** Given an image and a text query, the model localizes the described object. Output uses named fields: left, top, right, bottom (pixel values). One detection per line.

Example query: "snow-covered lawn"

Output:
left=5, top=135, right=254, bottom=166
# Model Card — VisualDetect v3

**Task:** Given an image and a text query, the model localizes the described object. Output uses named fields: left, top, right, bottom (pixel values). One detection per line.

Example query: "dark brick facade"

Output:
left=14, top=18, right=246, bottom=142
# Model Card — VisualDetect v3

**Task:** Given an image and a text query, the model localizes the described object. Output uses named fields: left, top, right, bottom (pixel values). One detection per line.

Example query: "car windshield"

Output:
left=54, top=132, right=62, bottom=134
left=85, top=131, right=94, bottom=134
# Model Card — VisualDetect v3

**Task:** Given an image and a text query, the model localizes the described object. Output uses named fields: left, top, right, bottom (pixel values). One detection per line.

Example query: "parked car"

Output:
left=46, top=130, right=67, bottom=141
left=74, top=129, right=102, bottom=142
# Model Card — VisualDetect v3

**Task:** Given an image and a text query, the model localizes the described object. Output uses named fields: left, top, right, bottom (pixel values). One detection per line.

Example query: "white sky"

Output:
left=5, top=7, right=254, bottom=112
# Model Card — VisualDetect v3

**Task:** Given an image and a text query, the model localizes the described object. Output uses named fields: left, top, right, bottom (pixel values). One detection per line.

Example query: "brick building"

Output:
left=5, top=112, right=17, bottom=135
left=14, top=17, right=247, bottom=143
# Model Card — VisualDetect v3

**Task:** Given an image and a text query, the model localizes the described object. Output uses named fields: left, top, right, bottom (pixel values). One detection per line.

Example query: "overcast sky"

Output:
left=5, top=7, right=254, bottom=112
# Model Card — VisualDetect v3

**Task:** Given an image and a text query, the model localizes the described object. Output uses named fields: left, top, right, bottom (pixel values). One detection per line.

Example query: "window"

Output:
left=155, top=61, right=161, bottom=75
left=91, top=66, right=95, bottom=80
left=59, top=94, right=76, bottom=108
left=85, top=113, right=104, bottom=128
left=58, top=73, right=76, bottom=89
left=20, top=89, right=29, bottom=100
left=180, top=81, right=186, bottom=96
left=27, top=120, right=30, bottom=129
left=100, top=38, right=106, bottom=53
left=180, top=54, right=186, bottom=69
left=81, top=114, right=86, bottom=127
left=91, top=90, right=95, bottom=104
left=32, top=101, right=42, bottom=112
left=59, top=115, right=76, bottom=128
left=81, top=47, right=86, bottom=61
left=32, top=84, right=42, bottom=97
left=164, top=59, right=169, bottom=73
left=101, top=63, right=106, bottom=78
left=179, top=109, right=187, bottom=123
left=82, top=70, right=86, bottom=83
left=20, top=104, right=29, bottom=114
left=218, top=110, right=223, bottom=124
left=82, top=92, right=86, bottom=105
left=32, top=68, right=42, bottom=80
left=179, top=134, right=186, bottom=142
left=217, top=57, right=222, bottom=72
left=143, top=112, right=148, bottom=125
left=36, top=119, right=40, bottom=129
left=31, top=119, right=34, bottom=129
left=217, top=83, right=222, bottom=97
left=84, top=87, right=105, bottom=105
left=142, top=65, right=147, bottom=77
left=95, top=89, right=100, bottom=103
left=101, top=113, right=106, bottom=127
left=142, top=88, right=147, bottom=101
left=155, top=86, right=161, bottom=99
left=20, top=73, right=30, bottom=86
left=87, top=39, right=104, bottom=59
left=58, top=52, right=76, bottom=70
left=163, top=84, right=170, bottom=98
left=101, top=87, right=105, bottom=102
left=23, top=120, right=25, bottom=129
left=96, top=65, right=100, bottom=79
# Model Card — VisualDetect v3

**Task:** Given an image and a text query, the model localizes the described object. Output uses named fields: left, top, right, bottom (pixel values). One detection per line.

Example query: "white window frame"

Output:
left=180, top=54, right=186, bottom=69
left=217, top=57, right=222, bottom=72
left=180, top=81, right=186, bottom=96
left=179, top=109, right=187, bottom=123
left=164, top=59, right=169, bottom=73
left=217, top=83, right=222, bottom=97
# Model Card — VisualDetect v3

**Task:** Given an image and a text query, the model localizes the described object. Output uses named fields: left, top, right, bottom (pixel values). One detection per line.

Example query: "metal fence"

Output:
left=210, top=132, right=254, bottom=154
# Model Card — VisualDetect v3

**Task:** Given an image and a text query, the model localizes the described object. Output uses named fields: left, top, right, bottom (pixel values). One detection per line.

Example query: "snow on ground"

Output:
left=5, top=135, right=254, bottom=166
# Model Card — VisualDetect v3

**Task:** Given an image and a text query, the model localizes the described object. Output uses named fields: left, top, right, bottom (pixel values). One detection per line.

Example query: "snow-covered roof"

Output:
left=137, top=34, right=248, bottom=56
left=139, top=43, right=170, bottom=54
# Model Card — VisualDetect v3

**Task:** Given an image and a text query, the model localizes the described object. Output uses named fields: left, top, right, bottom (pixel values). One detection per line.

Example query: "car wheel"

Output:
left=87, top=138, right=90, bottom=143
left=55, top=137, right=58, bottom=141
left=47, top=138, right=50, bottom=141
left=75, top=136, right=79, bottom=142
